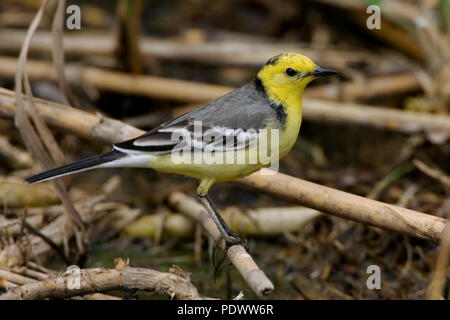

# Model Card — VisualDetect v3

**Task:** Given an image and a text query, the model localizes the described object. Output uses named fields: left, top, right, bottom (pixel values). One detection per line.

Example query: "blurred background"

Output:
left=0, top=0, right=448, bottom=299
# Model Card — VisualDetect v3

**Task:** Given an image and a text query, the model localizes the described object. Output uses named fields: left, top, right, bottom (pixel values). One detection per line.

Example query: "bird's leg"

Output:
left=197, top=193, right=247, bottom=278
left=196, top=178, right=246, bottom=249
left=196, top=194, right=244, bottom=247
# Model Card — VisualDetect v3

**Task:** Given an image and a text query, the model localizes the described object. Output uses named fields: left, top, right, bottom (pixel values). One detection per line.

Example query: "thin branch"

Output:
left=0, top=28, right=374, bottom=69
left=413, top=158, right=450, bottom=187
left=0, top=258, right=210, bottom=300
left=22, top=221, right=71, bottom=265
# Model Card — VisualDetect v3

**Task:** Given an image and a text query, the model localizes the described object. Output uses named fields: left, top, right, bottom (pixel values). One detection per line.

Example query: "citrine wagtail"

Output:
left=25, top=53, right=337, bottom=248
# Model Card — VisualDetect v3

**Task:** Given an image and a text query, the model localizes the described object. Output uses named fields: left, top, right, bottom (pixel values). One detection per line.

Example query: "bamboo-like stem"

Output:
left=0, top=28, right=373, bottom=68
left=237, top=171, right=447, bottom=242
left=0, top=269, right=36, bottom=285
left=305, top=72, right=420, bottom=101
left=0, top=176, right=58, bottom=207
left=0, top=56, right=231, bottom=103
left=0, top=135, right=34, bottom=169
left=312, top=0, right=424, bottom=61
left=0, top=87, right=141, bottom=143
left=0, top=266, right=119, bottom=300
left=427, top=223, right=450, bottom=299
left=125, top=205, right=321, bottom=238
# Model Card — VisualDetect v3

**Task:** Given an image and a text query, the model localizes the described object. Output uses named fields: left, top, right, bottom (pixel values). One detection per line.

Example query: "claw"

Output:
left=212, top=236, right=228, bottom=281
left=224, top=233, right=248, bottom=251
left=211, top=232, right=248, bottom=280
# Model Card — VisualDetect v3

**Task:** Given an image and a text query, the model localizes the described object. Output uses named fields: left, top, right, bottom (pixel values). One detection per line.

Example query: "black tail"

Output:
left=25, top=150, right=126, bottom=184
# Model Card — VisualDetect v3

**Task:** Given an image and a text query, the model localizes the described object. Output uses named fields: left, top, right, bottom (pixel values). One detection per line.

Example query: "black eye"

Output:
left=285, top=68, right=297, bottom=76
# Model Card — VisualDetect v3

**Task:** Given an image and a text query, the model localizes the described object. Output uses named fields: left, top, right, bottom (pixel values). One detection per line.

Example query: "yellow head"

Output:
left=257, top=53, right=337, bottom=105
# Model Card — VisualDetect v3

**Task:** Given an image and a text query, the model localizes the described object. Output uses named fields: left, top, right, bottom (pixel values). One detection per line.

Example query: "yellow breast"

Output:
left=278, top=99, right=302, bottom=158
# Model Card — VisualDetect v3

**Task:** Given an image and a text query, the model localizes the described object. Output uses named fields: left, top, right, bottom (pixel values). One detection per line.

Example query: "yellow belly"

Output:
left=146, top=113, right=302, bottom=183
left=147, top=147, right=268, bottom=182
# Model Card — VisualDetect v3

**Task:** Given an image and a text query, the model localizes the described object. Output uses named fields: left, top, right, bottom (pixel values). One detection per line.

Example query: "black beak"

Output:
left=310, top=67, right=338, bottom=77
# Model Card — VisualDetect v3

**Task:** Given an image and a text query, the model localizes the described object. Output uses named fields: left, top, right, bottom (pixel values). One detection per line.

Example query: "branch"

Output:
left=305, top=72, right=420, bottom=101
left=412, top=158, right=450, bottom=187
left=0, top=56, right=230, bottom=103
left=0, top=87, right=141, bottom=143
left=125, top=205, right=321, bottom=238
left=0, top=28, right=373, bottom=69
left=168, top=192, right=274, bottom=297
left=427, top=222, right=450, bottom=299
left=0, top=258, right=209, bottom=300
left=312, top=0, right=424, bottom=61
left=237, top=171, right=447, bottom=243
left=0, top=135, right=33, bottom=169
left=0, top=265, right=119, bottom=300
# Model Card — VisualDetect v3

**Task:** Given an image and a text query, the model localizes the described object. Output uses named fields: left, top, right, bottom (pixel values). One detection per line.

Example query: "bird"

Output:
left=25, top=53, right=337, bottom=250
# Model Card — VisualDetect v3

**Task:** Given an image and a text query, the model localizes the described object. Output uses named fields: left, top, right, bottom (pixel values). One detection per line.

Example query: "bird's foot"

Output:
left=222, top=231, right=248, bottom=251
left=212, top=231, right=248, bottom=280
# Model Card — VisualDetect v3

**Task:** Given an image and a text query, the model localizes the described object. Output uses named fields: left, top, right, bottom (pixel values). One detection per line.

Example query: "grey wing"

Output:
left=113, top=80, right=281, bottom=155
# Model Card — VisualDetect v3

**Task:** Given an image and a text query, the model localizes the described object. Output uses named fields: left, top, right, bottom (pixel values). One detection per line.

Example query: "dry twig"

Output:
left=125, top=205, right=321, bottom=238
left=0, top=28, right=375, bottom=69
left=413, top=158, right=450, bottom=187
left=0, top=258, right=209, bottom=300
